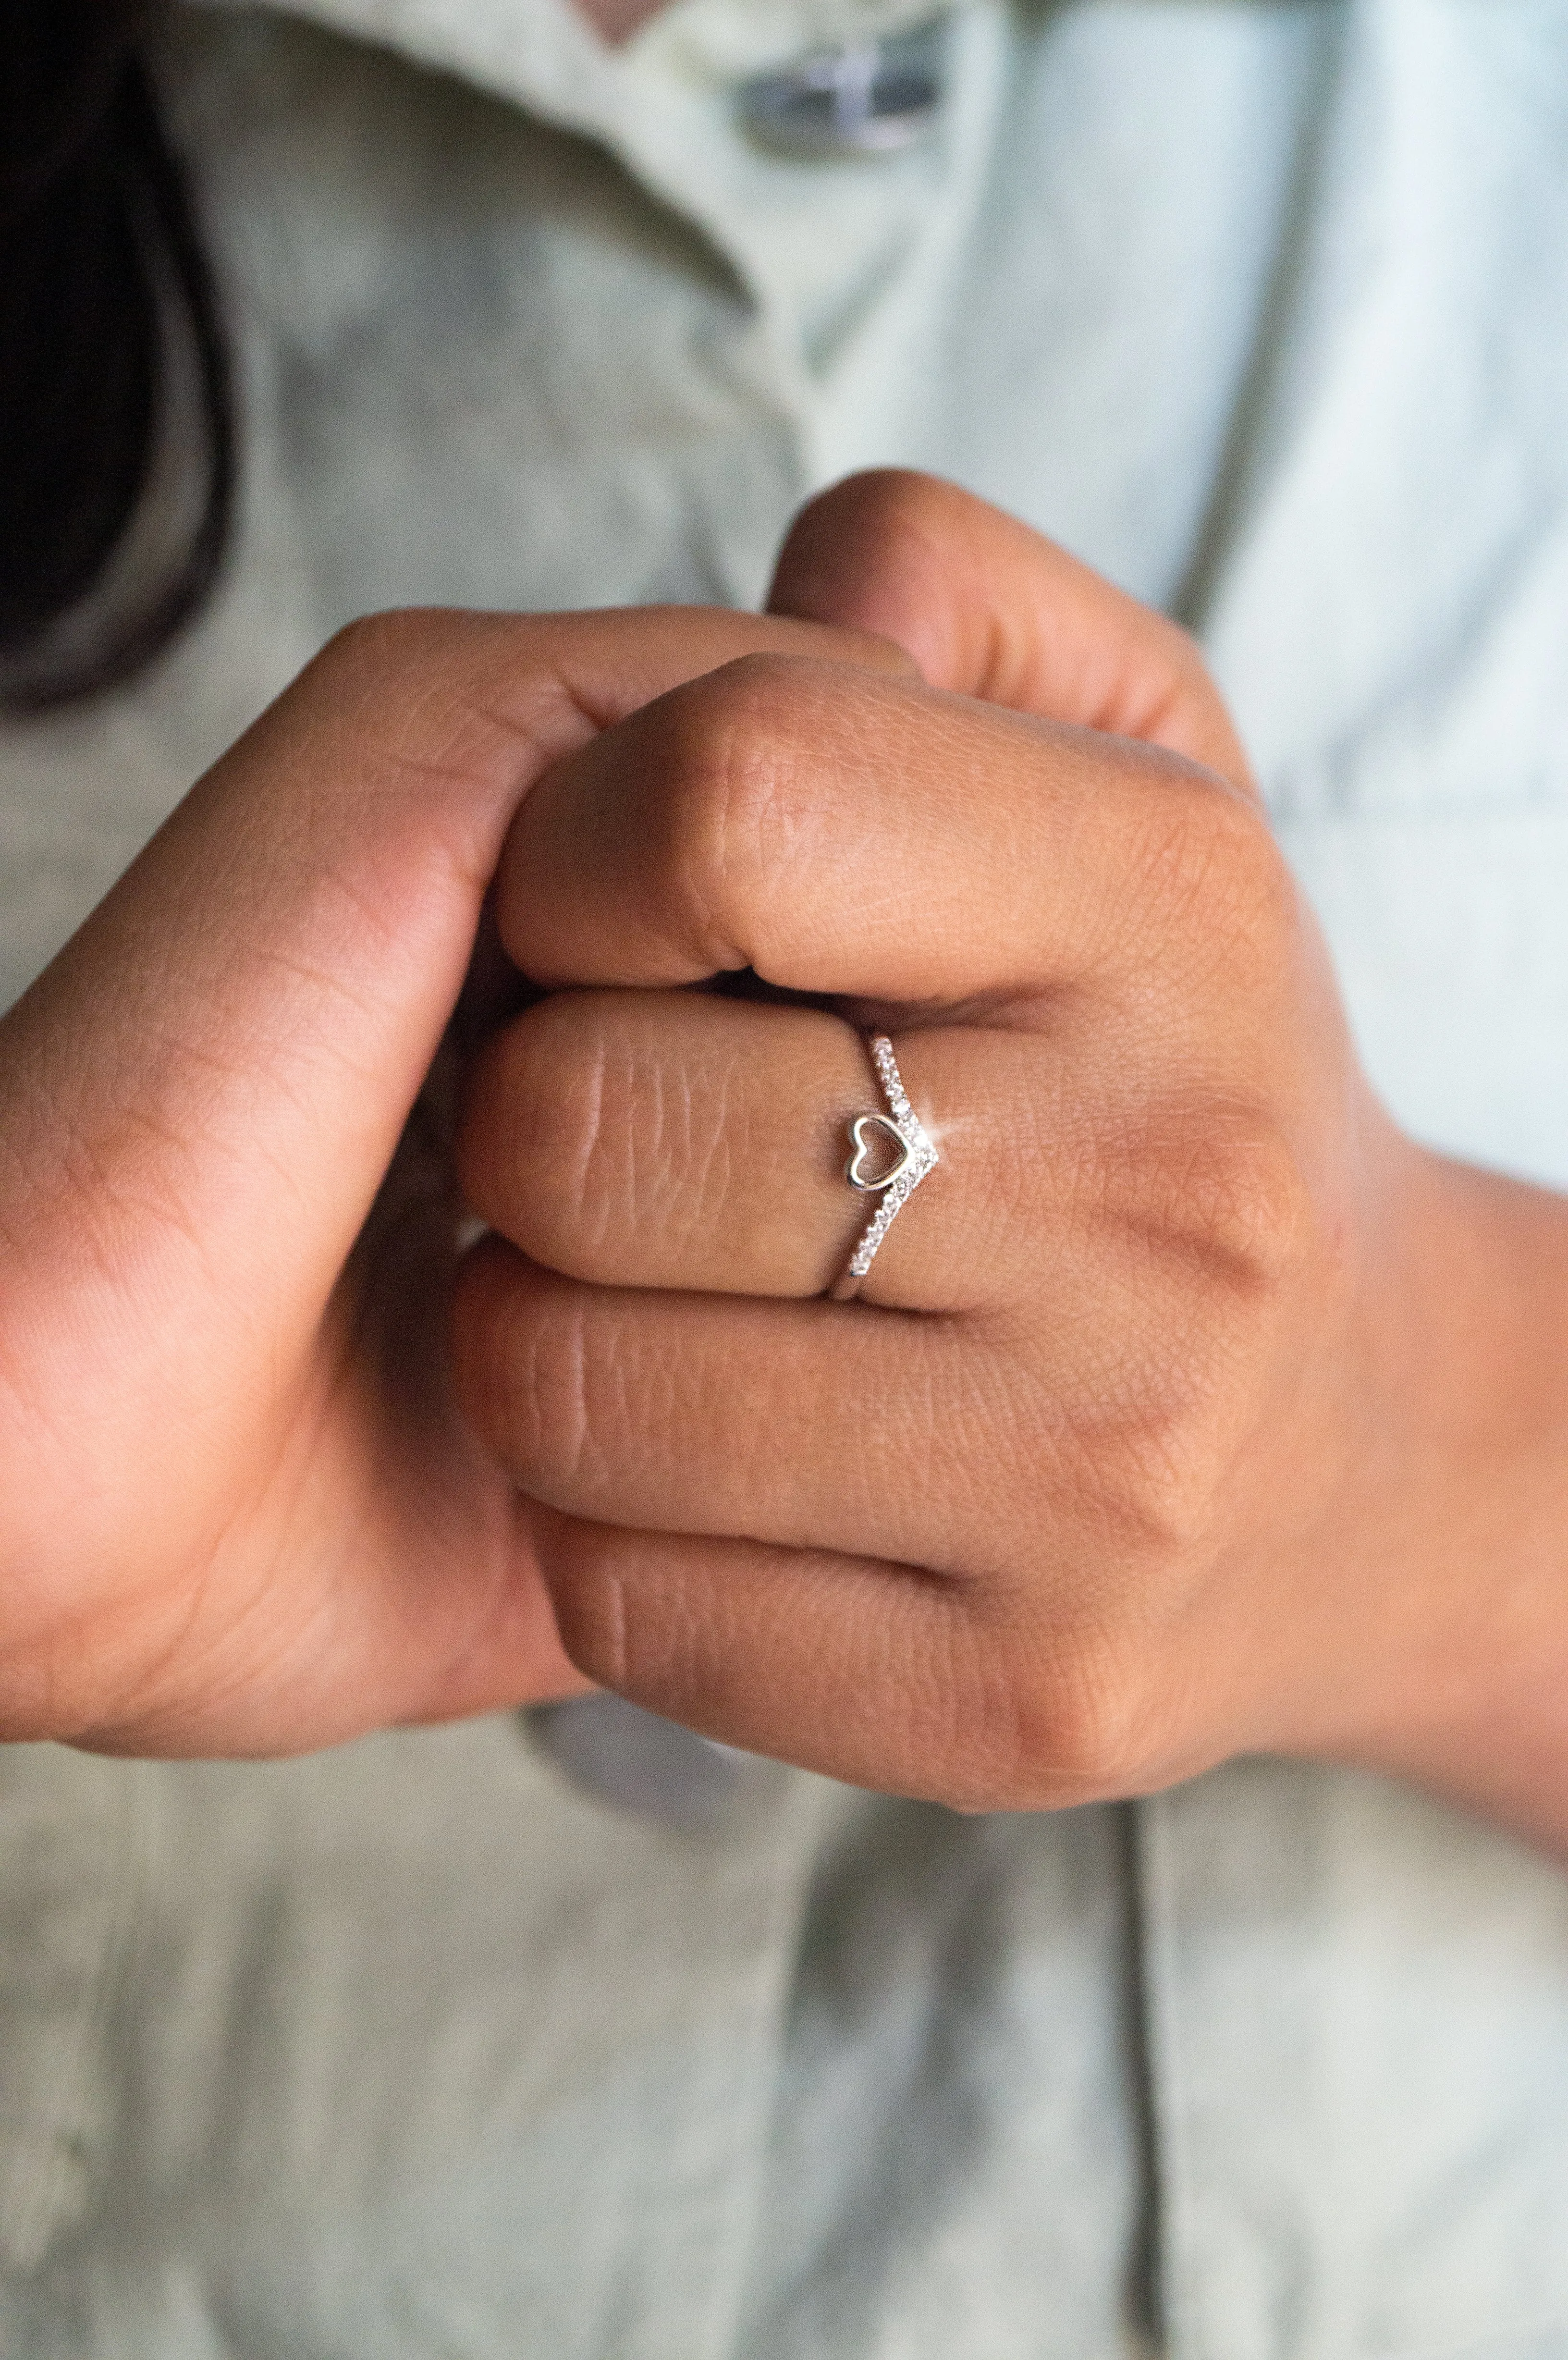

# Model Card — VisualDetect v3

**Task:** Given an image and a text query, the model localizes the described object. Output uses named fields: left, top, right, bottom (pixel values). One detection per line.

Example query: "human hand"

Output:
left=0, top=602, right=905, bottom=1755
left=454, top=474, right=1568, bottom=1830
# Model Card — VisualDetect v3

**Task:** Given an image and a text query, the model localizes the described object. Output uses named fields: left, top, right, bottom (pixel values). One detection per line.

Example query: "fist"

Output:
left=453, top=474, right=1417, bottom=1811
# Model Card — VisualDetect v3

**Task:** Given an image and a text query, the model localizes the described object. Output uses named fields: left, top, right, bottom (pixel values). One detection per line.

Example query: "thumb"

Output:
left=4, top=606, right=860, bottom=1326
left=767, top=469, right=1253, bottom=792
left=0, top=606, right=871, bottom=1571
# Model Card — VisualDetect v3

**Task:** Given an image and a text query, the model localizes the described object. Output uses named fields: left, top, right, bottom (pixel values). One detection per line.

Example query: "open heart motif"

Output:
left=846, top=1111, right=916, bottom=1192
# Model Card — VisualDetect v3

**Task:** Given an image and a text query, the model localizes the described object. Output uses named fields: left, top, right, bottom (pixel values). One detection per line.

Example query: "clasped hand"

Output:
left=3, top=475, right=1562, bottom=1839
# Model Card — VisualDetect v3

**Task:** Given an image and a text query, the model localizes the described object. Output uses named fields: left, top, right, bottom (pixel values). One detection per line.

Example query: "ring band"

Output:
left=830, top=1036, right=938, bottom=1301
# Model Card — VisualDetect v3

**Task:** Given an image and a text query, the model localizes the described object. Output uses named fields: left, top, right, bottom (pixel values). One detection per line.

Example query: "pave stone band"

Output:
left=830, top=1036, right=938, bottom=1302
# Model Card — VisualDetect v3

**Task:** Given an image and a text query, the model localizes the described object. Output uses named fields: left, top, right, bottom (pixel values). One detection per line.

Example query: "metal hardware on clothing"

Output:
left=737, top=20, right=945, bottom=159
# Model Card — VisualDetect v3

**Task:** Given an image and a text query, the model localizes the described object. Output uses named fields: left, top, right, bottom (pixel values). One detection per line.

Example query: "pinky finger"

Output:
left=530, top=1510, right=1103, bottom=1813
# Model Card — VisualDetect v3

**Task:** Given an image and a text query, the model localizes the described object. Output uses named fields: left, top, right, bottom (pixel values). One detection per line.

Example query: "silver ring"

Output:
left=830, top=1036, right=938, bottom=1302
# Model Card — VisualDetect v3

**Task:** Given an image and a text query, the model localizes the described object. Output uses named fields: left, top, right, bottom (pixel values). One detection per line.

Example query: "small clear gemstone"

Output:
left=838, top=1036, right=937, bottom=1291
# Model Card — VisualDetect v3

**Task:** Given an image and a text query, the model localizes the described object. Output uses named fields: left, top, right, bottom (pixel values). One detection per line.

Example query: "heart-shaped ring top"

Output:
left=846, top=1111, right=916, bottom=1192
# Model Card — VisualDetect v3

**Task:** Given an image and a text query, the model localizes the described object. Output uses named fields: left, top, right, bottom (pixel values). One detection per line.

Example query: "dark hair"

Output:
left=0, top=0, right=234, bottom=709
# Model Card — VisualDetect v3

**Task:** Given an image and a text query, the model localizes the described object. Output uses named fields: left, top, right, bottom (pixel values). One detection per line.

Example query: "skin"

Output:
left=2, top=474, right=1567, bottom=1856
left=576, top=0, right=668, bottom=40
left=0, top=600, right=901, bottom=1753
left=456, top=474, right=1568, bottom=1846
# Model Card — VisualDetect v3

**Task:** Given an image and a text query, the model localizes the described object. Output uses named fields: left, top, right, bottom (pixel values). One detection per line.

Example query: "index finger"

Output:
left=492, top=652, right=1258, bottom=1003
left=769, top=469, right=1255, bottom=793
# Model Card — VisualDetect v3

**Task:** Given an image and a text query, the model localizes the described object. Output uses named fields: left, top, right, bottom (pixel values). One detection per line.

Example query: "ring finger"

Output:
left=457, top=987, right=1045, bottom=1311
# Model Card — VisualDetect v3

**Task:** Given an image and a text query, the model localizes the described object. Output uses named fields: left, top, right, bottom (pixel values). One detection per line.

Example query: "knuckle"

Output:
left=1126, top=770, right=1291, bottom=968
left=649, top=658, right=820, bottom=958
left=305, top=609, right=529, bottom=799
left=542, top=1530, right=633, bottom=1691
left=889, top=1541, right=1176, bottom=1811
left=451, top=1251, right=604, bottom=1497
left=558, top=1027, right=705, bottom=1264
left=540, top=1530, right=707, bottom=1709
left=312, top=609, right=409, bottom=677
left=1057, top=1330, right=1252, bottom=1570
left=310, top=607, right=457, bottom=701
left=935, top=1608, right=1166, bottom=1809
left=1111, top=1102, right=1314, bottom=1294
left=1195, top=1120, right=1314, bottom=1290
left=1023, top=1642, right=1158, bottom=1797
left=464, top=1003, right=623, bottom=1269
left=511, top=1303, right=603, bottom=1500
left=466, top=999, right=721, bottom=1276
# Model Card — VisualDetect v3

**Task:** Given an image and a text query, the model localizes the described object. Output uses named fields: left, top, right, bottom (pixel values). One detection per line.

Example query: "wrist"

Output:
left=1309, top=1136, right=1568, bottom=1849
